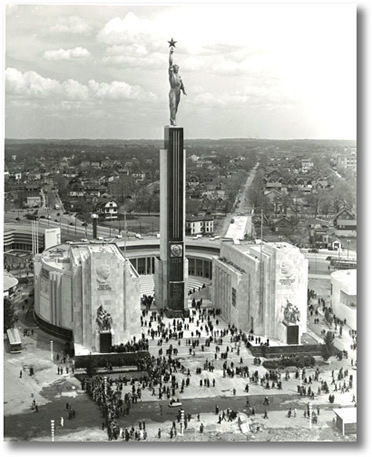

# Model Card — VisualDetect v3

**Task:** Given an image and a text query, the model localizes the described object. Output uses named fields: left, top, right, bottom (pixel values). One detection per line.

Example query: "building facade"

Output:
left=97, top=200, right=118, bottom=220
left=186, top=216, right=214, bottom=235
left=212, top=241, right=308, bottom=344
left=33, top=242, right=141, bottom=354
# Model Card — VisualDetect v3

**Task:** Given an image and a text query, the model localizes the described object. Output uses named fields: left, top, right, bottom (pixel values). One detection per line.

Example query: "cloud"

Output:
left=43, top=47, right=91, bottom=61
left=97, top=13, right=153, bottom=47
left=5, top=67, right=61, bottom=99
left=97, top=13, right=167, bottom=67
left=5, top=67, right=157, bottom=103
left=49, top=16, right=92, bottom=34
left=61, top=79, right=89, bottom=101
left=88, top=80, right=156, bottom=101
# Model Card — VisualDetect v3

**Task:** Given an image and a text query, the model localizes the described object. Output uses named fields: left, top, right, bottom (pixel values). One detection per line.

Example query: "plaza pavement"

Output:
left=3, top=287, right=357, bottom=442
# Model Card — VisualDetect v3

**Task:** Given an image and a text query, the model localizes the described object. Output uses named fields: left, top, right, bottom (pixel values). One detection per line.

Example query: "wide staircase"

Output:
left=139, top=275, right=212, bottom=297
left=140, top=275, right=155, bottom=296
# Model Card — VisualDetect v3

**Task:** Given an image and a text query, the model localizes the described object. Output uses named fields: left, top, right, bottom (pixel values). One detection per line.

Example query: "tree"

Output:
left=307, top=192, right=321, bottom=218
left=186, top=199, right=202, bottom=216
left=331, top=180, right=355, bottom=212
left=321, top=331, right=335, bottom=361
left=4, top=298, right=18, bottom=332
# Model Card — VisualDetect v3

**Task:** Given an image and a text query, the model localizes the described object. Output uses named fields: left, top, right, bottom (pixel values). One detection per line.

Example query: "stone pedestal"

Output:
left=155, top=126, right=187, bottom=315
left=282, top=321, right=300, bottom=345
left=99, top=330, right=112, bottom=353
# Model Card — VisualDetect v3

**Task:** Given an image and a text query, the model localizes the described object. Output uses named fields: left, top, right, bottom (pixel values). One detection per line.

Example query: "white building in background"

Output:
left=3, top=273, right=18, bottom=299
left=44, top=227, right=61, bottom=250
left=301, top=159, right=314, bottom=173
left=97, top=200, right=118, bottom=220
left=331, top=269, right=357, bottom=331
left=186, top=215, right=214, bottom=235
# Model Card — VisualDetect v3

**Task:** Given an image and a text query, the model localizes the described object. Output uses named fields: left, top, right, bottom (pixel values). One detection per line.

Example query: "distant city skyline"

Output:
left=4, top=2, right=356, bottom=140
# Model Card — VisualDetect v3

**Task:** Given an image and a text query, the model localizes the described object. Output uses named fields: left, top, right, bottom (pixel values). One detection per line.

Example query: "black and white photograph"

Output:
left=2, top=0, right=359, bottom=445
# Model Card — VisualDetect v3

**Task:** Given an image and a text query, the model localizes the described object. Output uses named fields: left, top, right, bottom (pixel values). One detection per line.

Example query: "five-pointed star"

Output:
left=168, top=38, right=177, bottom=47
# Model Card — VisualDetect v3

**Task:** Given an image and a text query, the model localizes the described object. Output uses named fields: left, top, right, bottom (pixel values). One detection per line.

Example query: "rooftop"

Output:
left=333, top=407, right=357, bottom=423
left=41, top=242, right=128, bottom=272
left=3, top=273, right=18, bottom=292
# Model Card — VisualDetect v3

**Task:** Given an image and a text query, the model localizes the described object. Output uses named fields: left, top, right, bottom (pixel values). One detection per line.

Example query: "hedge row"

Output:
left=262, top=354, right=316, bottom=369
left=75, top=351, right=151, bottom=369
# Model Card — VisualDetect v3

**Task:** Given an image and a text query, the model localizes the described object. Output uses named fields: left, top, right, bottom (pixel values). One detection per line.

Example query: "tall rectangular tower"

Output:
left=155, top=126, right=188, bottom=315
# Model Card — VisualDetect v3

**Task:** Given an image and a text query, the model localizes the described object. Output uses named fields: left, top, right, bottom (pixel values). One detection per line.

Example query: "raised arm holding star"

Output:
left=168, top=39, right=186, bottom=126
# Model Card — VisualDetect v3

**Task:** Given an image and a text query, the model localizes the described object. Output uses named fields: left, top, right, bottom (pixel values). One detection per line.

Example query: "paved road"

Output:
left=220, top=162, right=259, bottom=238
left=115, top=392, right=337, bottom=427
left=2, top=386, right=339, bottom=440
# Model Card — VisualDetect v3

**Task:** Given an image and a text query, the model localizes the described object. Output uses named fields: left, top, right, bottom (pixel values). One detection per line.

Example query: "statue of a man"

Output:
left=169, top=45, right=186, bottom=126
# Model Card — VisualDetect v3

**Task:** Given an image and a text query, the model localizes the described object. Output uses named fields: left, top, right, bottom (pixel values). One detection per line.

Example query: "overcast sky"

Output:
left=4, top=2, right=356, bottom=140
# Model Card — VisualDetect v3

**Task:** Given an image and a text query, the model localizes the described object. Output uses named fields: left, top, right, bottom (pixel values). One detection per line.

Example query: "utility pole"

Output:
left=124, top=211, right=127, bottom=258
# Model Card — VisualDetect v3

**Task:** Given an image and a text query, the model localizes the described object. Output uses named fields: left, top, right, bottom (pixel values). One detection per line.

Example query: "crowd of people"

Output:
left=82, top=375, right=146, bottom=440
left=74, top=293, right=357, bottom=440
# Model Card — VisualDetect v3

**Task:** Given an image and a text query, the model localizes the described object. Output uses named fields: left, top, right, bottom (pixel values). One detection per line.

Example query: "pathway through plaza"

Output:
left=4, top=381, right=344, bottom=441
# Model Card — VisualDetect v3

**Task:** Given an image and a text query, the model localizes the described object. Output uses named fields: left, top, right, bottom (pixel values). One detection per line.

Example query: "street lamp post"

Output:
left=51, top=419, right=55, bottom=442
left=91, top=213, right=99, bottom=239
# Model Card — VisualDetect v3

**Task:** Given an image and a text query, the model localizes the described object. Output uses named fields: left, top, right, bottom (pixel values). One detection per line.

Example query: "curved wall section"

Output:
left=118, top=239, right=220, bottom=280
left=34, top=311, right=73, bottom=341
left=32, top=240, right=220, bottom=342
